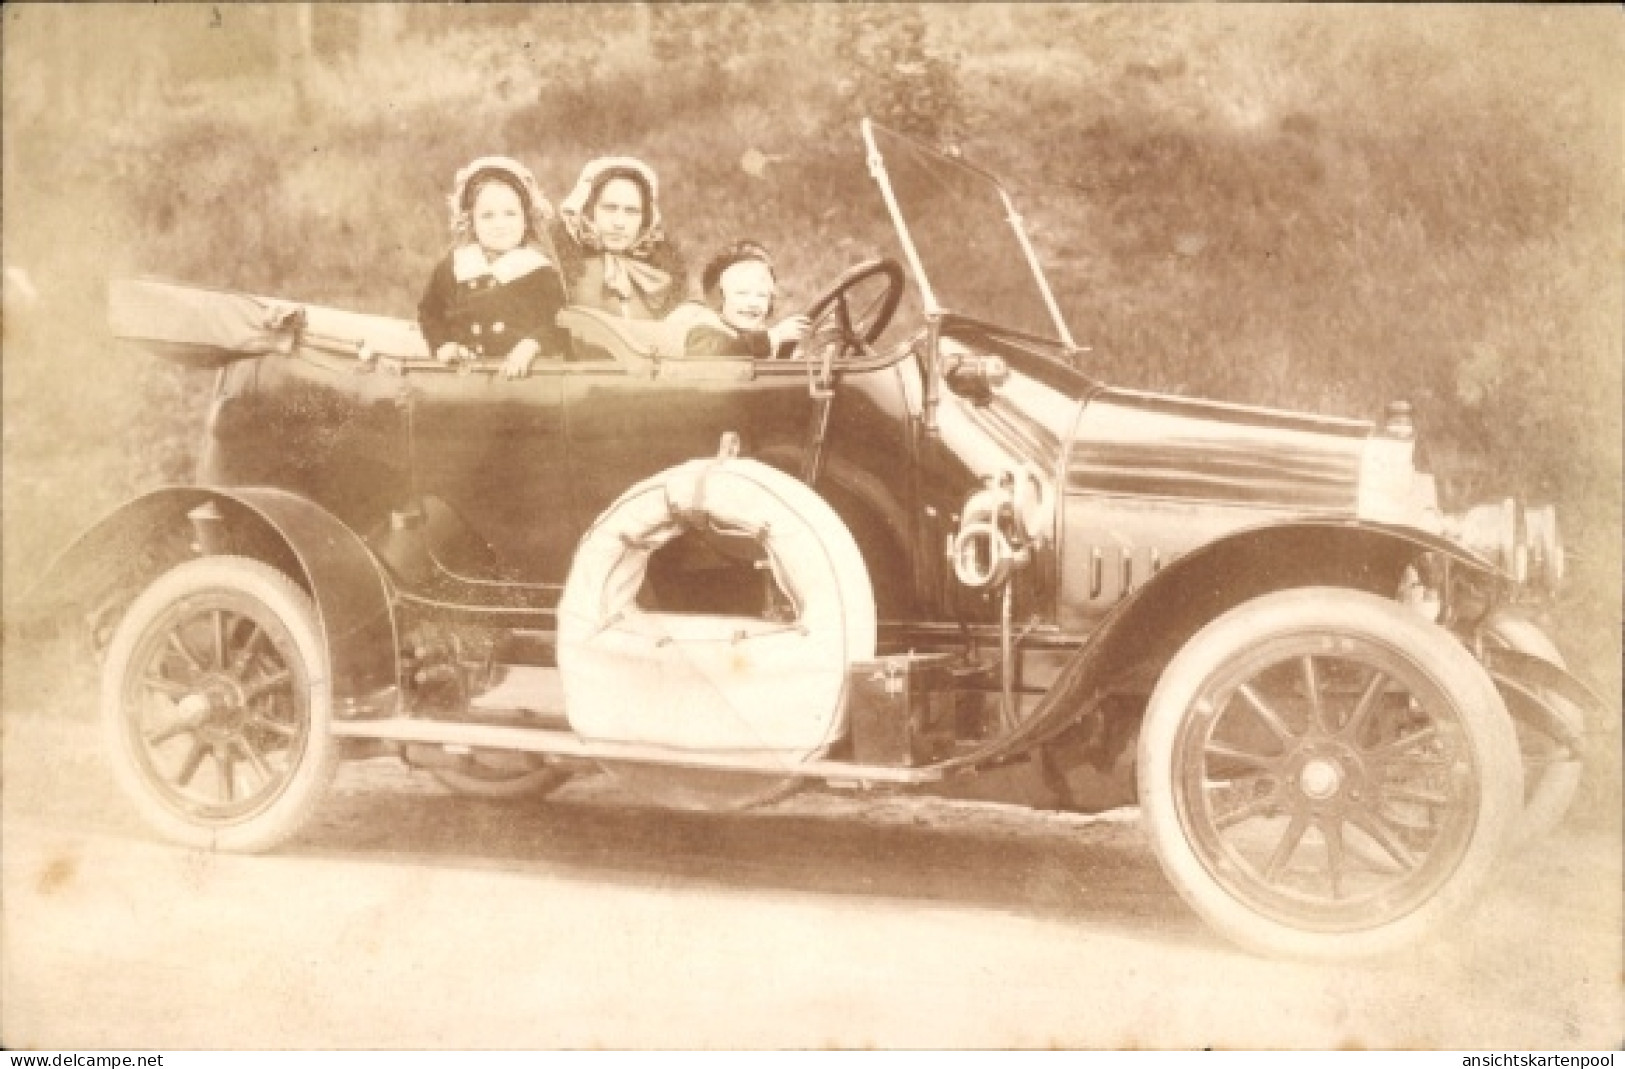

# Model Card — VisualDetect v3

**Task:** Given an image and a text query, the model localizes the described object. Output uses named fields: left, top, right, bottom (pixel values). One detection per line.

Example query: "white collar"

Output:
left=452, top=245, right=551, bottom=284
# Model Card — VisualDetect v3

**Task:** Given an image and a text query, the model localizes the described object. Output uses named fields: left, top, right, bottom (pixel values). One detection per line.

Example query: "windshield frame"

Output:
left=861, top=119, right=1078, bottom=352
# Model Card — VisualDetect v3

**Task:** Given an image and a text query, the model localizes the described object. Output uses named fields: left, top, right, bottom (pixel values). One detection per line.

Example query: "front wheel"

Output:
left=101, top=556, right=338, bottom=852
left=1138, top=588, right=1522, bottom=959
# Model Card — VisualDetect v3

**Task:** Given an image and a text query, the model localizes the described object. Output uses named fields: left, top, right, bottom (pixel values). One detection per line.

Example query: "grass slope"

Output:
left=3, top=5, right=1618, bottom=707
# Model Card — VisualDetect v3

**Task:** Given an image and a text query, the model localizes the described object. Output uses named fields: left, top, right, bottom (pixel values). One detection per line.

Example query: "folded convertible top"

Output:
left=109, top=278, right=430, bottom=367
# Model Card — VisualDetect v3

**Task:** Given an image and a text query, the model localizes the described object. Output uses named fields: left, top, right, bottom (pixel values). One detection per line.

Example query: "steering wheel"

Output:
left=795, top=259, right=905, bottom=389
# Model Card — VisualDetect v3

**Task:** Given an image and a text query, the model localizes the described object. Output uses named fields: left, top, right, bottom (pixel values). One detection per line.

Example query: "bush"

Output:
left=3, top=6, right=1616, bottom=659
left=832, top=4, right=962, bottom=145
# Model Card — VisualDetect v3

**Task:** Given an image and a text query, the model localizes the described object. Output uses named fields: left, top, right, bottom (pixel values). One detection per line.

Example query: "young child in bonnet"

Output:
left=666, top=241, right=810, bottom=359
left=417, top=157, right=567, bottom=378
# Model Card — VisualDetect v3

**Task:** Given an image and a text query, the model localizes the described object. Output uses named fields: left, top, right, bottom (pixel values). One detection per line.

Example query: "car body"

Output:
left=31, top=121, right=1605, bottom=959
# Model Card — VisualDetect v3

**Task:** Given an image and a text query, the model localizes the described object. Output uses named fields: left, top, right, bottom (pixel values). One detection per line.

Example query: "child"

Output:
left=417, top=157, right=567, bottom=378
left=666, top=241, right=809, bottom=359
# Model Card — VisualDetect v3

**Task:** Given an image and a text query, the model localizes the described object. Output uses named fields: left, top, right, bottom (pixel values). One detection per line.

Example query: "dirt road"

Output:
left=3, top=707, right=1619, bottom=1050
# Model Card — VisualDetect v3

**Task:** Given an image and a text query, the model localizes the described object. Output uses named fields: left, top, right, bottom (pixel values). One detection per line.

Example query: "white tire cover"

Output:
left=557, top=458, right=876, bottom=757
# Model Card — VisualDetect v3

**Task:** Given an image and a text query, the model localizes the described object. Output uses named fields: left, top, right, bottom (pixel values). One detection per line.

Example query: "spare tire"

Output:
left=558, top=457, right=876, bottom=774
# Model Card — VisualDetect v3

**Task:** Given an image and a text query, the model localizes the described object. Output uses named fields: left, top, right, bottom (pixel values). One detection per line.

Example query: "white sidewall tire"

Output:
left=558, top=457, right=876, bottom=759
left=1137, top=587, right=1522, bottom=960
left=100, top=556, right=338, bottom=853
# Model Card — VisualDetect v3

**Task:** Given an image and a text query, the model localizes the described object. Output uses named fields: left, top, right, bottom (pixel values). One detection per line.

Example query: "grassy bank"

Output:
left=4, top=5, right=1619, bottom=697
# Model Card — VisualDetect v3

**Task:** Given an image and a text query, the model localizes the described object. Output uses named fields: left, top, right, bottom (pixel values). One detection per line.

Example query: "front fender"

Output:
left=25, top=486, right=399, bottom=717
left=1480, top=646, right=1609, bottom=753
left=965, top=518, right=1500, bottom=765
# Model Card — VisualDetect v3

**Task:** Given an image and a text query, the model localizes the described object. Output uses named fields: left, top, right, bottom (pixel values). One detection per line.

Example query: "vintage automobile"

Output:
left=31, top=121, right=1604, bottom=960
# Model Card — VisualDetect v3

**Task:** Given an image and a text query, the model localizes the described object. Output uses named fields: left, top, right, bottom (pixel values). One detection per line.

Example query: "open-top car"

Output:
left=30, top=121, right=1605, bottom=959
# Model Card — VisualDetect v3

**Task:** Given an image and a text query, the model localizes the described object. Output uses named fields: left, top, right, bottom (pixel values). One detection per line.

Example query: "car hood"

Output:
left=1066, top=387, right=1373, bottom=512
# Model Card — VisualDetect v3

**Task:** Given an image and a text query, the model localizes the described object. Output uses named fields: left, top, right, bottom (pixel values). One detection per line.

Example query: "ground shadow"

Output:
left=296, top=769, right=1207, bottom=945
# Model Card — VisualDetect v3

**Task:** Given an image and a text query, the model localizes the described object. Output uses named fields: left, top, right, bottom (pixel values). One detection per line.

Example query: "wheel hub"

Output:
left=188, top=673, right=248, bottom=740
left=1298, top=757, right=1343, bottom=800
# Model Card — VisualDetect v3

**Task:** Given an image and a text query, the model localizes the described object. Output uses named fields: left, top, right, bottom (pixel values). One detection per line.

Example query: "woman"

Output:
left=553, top=157, right=687, bottom=319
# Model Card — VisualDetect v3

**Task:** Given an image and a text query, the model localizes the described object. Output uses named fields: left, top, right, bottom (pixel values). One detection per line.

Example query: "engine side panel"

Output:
left=1059, top=388, right=1370, bottom=627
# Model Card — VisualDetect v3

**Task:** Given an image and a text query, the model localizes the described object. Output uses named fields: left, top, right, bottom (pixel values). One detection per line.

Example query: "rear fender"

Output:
left=25, top=486, right=399, bottom=717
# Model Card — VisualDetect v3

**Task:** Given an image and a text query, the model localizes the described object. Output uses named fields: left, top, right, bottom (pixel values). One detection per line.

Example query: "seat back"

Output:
left=557, top=305, right=685, bottom=362
left=556, top=305, right=754, bottom=381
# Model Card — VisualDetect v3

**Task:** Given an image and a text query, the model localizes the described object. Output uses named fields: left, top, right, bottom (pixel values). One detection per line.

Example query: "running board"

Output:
left=330, top=717, right=947, bottom=785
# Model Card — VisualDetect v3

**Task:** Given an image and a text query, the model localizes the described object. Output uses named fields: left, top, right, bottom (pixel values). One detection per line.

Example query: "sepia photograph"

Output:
left=3, top=2, right=1620, bottom=1051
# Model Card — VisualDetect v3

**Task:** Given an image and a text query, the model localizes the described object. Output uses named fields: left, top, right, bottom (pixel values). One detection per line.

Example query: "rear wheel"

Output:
left=1138, top=588, right=1522, bottom=959
left=431, top=755, right=570, bottom=800
left=101, top=556, right=337, bottom=852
